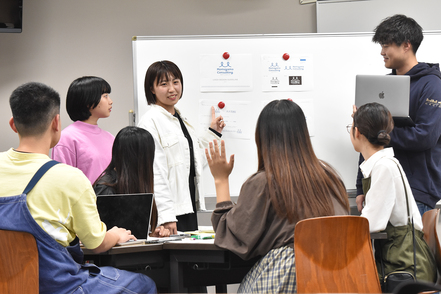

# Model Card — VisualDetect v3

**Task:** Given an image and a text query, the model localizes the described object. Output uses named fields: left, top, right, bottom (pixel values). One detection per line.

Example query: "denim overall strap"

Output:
left=22, top=160, right=59, bottom=194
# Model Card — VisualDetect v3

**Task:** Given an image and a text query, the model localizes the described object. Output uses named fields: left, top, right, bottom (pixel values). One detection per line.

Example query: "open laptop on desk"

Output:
left=96, top=193, right=188, bottom=245
left=355, top=75, right=414, bottom=127
left=96, top=193, right=153, bottom=241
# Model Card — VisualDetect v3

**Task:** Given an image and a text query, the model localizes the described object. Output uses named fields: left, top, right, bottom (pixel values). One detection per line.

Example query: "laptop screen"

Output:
left=96, top=193, right=153, bottom=239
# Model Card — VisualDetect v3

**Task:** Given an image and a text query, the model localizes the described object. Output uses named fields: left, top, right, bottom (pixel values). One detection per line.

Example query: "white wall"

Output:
left=0, top=0, right=316, bottom=152
left=317, top=0, right=441, bottom=33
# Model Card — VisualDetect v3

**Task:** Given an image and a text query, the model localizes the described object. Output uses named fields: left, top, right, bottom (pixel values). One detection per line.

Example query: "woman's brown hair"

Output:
left=255, top=100, right=350, bottom=223
left=144, top=60, right=184, bottom=105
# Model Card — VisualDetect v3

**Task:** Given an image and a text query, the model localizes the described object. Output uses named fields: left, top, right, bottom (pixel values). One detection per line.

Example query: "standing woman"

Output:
left=206, top=100, right=350, bottom=293
left=138, top=60, right=225, bottom=234
left=350, top=103, right=436, bottom=287
left=52, top=76, right=114, bottom=184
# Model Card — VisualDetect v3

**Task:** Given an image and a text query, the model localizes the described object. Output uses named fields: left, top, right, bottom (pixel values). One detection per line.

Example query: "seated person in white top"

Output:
left=349, top=102, right=436, bottom=285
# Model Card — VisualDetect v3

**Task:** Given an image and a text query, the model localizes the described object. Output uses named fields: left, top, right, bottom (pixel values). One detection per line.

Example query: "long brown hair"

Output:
left=95, top=126, right=159, bottom=232
left=255, top=100, right=349, bottom=223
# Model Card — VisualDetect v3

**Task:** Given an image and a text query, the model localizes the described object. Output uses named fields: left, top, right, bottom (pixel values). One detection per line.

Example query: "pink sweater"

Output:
left=52, top=121, right=114, bottom=184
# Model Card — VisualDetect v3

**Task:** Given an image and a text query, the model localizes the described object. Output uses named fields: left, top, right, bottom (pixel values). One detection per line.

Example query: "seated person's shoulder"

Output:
left=242, top=171, right=268, bottom=191
left=93, top=172, right=116, bottom=195
left=245, top=171, right=266, bottom=182
left=47, top=162, right=93, bottom=190
left=374, top=157, right=399, bottom=173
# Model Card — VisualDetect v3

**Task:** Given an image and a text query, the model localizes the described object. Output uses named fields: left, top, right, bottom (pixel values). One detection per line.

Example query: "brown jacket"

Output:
left=211, top=171, right=348, bottom=260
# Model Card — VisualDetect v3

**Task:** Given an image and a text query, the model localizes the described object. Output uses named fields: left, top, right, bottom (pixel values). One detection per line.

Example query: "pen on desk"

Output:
left=191, top=235, right=215, bottom=240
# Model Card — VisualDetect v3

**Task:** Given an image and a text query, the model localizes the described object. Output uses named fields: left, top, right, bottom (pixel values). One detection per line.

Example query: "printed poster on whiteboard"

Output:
left=200, top=54, right=253, bottom=92
left=198, top=99, right=251, bottom=140
left=261, top=54, right=313, bottom=92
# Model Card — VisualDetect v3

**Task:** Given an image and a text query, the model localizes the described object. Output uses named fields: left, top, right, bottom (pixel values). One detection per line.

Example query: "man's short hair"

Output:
left=372, top=14, right=423, bottom=54
left=66, top=76, right=111, bottom=122
left=10, top=82, right=60, bottom=137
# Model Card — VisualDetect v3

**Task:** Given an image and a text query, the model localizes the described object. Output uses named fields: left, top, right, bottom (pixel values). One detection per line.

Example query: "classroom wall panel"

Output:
left=317, top=0, right=441, bottom=33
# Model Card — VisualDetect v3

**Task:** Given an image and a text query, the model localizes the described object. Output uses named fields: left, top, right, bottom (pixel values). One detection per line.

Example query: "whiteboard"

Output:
left=132, top=32, right=441, bottom=198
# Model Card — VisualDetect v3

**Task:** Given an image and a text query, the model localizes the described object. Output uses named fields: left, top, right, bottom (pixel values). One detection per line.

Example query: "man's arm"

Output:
left=91, top=226, right=136, bottom=254
left=390, top=78, right=441, bottom=151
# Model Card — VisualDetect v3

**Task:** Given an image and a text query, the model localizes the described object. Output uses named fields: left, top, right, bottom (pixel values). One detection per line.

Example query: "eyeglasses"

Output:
left=346, top=124, right=352, bottom=134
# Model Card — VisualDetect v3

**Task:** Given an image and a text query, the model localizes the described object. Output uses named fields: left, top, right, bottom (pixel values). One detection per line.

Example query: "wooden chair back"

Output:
left=0, top=230, right=39, bottom=294
left=294, top=215, right=381, bottom=293
left=422, top=208, right=441, bottom=284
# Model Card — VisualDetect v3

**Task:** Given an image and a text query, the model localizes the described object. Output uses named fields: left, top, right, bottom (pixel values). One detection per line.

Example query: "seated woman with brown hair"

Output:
left=205, top=99, right=350, bottom=293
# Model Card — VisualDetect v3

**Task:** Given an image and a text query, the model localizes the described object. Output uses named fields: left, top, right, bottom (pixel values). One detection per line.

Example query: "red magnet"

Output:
left=223, top=52, right=230, bottom=60
left=218, top=101, right=226, bottom=109
left=283, top=53, right=290, bottom=61
left=287, top=98, right=293, bottom=101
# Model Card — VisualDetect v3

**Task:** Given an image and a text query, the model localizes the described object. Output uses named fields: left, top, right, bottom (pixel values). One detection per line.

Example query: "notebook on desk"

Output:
left=96, top=193, right=153, bottom=240
left=355, top=75, right=414, bottom=127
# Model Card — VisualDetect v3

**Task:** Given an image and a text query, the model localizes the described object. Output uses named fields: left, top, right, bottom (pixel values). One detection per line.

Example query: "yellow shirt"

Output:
left=0, top=148, right=106, bottom=249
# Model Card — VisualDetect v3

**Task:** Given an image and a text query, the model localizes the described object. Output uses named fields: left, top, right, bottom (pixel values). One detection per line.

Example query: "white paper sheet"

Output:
left=261, top=54, right=313, bottom=92
left=200, top=54, right=253, bottom=92
left=199, top=99, right=251, bottom=140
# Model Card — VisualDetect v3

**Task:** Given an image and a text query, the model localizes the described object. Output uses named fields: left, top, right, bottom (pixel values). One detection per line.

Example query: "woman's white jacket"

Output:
left=138, top=104, right=220, bottom=226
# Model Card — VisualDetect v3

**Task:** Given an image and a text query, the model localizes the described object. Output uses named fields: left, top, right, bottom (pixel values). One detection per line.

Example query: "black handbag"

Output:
left=382, top=271, right=415, bottom=293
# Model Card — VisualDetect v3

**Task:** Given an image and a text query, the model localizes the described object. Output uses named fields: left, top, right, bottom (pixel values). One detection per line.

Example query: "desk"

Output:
left=83, top=243, right=171, bottom=289
left=163, top=240, right=259, bottom=293
left=83, top=234, right=387, bottom=293
left=82, top=240, right=258, bottom=293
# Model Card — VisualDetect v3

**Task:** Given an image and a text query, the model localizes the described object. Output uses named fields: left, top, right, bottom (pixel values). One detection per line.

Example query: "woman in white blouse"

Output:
left=138, top=60, right=225, bottom=234
left=349, top=102, right=436, bottom=285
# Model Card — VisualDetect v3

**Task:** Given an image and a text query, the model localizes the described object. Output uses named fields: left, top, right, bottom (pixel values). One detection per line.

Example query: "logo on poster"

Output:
left=271, top=77, right=280, bottom=85
left=285, top=66, right=305, bottom=71
left=289, top=76, right=302, bottom=85
left=269, top=63, right=281, bottom=72
left=217, top=61, right=234, bottom=75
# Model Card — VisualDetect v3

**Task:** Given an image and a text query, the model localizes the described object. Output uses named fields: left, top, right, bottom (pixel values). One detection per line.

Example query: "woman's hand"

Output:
left=162, top=222, right=178, bottom=235
left=352, top=104, right=358, bottom=118
left=210, top=106, right=226, bottom=133
left=150, top=226, right=171, bottom=237
left=205, top=139, right=234, bottom=203
left=356, top=194, right=365, bottom=213
left=205, top=139, right=234, bottom=180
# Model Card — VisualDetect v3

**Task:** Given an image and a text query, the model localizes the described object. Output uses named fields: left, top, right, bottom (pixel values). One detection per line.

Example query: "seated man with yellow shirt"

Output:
left=0, top=82, right=156, bottom=294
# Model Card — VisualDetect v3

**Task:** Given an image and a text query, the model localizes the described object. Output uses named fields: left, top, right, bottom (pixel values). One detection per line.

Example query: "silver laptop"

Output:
left=355, top=75, right=414, bottom=126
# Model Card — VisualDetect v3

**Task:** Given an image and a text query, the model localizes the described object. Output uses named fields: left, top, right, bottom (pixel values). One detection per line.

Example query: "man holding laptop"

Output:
left=355, top=14, right=441, bottom=216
